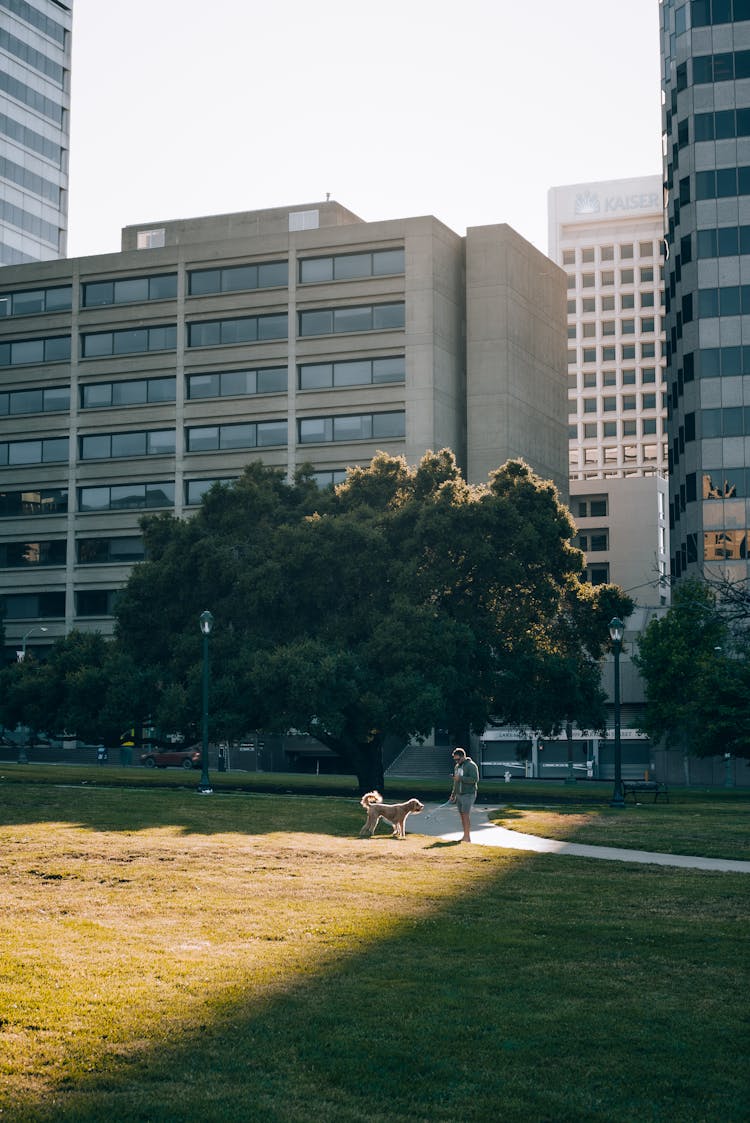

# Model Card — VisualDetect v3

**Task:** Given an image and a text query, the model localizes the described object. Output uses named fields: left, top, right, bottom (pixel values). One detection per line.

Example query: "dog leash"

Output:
left=421, top=799, right=455, bottom=821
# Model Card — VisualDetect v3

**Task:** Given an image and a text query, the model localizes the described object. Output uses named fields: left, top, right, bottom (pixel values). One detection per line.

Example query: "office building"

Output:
left=548, top=176, right=670, bottom=603
left=0, top=0, right=72, bottom=265
left=661, top=0, right=750, bottom=582
left=0, top=200, right=567, bottom=658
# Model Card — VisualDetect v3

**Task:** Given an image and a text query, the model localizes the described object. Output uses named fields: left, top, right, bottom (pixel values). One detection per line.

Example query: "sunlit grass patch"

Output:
left=1, top=782, right=748, bottom=1123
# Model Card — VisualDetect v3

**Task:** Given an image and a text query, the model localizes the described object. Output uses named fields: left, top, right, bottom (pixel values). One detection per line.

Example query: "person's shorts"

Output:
left=455, top=792, right=476, bottom=814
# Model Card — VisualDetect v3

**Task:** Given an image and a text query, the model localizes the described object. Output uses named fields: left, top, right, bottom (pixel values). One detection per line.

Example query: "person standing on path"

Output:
left=450, top=747, right=479, bottom=842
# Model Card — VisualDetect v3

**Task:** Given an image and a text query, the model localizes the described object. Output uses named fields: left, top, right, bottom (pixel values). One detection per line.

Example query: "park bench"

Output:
left=621, top=780, right=669, bottom=804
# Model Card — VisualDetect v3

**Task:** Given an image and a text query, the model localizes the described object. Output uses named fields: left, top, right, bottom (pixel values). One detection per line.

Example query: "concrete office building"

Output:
left=548, top=176, right=670, bottom=604
left=661, top=0, right=750, bottom=582
left=0, top=0, right=72, bottom=266
left=0, top=200, right=567, bottom=658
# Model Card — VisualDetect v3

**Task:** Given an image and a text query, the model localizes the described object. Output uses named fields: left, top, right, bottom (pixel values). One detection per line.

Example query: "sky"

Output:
left=65, top=0, right=664, bottom=261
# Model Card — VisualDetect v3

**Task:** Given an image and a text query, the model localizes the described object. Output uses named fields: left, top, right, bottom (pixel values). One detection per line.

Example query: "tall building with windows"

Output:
left=548, top=176, right=670, bottom=603
left=0, top=200, right=567, bottom=657
left=661, top=0, right=750, bottom=582
left=0, top=0, right=72, bottom=265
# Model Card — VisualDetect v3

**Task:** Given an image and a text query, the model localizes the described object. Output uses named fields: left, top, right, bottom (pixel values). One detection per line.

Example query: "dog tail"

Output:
left=360, top=790, right=383, bottom=807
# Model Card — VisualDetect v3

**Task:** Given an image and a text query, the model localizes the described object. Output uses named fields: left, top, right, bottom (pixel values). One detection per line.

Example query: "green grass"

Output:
left=488, top=800, right=750, bottom=860
left=1, top=780, right=748, bottom=1122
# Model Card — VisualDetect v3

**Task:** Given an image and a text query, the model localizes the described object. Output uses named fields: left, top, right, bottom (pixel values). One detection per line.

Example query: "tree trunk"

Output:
left=315, top=731, right=385, bottom=794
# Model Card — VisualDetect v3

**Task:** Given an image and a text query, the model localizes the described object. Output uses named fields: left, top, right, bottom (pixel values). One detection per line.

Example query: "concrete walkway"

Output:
left=413, top=802, right=750, bottom=873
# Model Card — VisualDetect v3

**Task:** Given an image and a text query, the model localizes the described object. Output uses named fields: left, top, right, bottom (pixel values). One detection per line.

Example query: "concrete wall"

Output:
left=465, top=224, right=568, bottom=493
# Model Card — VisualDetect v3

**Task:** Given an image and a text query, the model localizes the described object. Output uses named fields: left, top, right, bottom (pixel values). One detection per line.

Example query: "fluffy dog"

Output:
left=359, top=790, right=424, bottom=839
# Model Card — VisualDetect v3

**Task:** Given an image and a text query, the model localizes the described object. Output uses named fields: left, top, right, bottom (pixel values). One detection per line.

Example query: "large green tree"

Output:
left=635, top=576, right=750, bottom=760
left=114, top=451, right=629, bottom=790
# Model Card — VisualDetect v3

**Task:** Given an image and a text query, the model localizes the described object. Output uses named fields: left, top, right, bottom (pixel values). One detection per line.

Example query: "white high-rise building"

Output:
left=0, top=0, right=73, bottom=265
left=548, top=175, right=670, bottom=605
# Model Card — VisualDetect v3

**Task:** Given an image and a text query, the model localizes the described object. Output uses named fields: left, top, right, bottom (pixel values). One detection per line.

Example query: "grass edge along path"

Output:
left=1, top=783, right=748, bottom=1122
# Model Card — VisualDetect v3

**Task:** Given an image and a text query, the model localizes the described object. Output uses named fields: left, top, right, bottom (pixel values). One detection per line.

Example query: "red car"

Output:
left=140, top=746, right=202, bottom=770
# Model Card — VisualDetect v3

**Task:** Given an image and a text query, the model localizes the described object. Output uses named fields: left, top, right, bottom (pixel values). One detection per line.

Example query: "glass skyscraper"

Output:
left=0, top=0, right=72, bottom=266
left=662, top=0, right=750, bottom=582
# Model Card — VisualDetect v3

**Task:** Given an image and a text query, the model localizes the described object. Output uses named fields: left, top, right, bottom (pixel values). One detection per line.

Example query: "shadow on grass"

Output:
left=6, top=821, right=749, bottom=1122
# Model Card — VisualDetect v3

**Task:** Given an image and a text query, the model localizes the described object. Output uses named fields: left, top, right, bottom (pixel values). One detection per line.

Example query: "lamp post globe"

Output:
left=198, top=611, right=214, bottom=795
left=608, top=617, right=625, bottom=809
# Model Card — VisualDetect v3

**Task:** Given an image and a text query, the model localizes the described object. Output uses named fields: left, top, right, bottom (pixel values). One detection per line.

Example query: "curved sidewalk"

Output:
left=414, top=803, right=750, bottom=873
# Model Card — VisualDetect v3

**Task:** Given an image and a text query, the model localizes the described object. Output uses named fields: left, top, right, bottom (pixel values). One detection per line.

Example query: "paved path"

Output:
left=413, top=803, right=750, bottom=873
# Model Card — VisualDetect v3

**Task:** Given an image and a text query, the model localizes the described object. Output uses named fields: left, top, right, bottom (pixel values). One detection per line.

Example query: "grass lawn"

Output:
left=1, top=779, right=748, bottom=1122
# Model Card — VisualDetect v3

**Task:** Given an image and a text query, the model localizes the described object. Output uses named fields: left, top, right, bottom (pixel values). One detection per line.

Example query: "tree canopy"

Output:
left=635, top=576, right=750, bottom=760
left=111, top=451, right=631, bottom=790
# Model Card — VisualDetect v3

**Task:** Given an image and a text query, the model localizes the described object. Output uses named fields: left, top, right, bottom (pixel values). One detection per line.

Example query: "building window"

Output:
left=600, top=272, right=614, bottom=287
left=639, top=241, right=653, bottom=258
left=603, top=421, right=617, bottom=437
left=82, top=274, right=177, bottom=307
left=583, top=398, right=597, bottom=413
left=583, top=423, right=597, bottom=438
left=562, top=250, right=575, bottom=265
left=187, top=368, right=286, bottom=399
left=2, top=591, right=65, bottom=619
left=623, top=420, right=637, bottom=436
left=581, top=248, right=595, bottom=263
left=78, top=482, right=175, bottom=512
left=299, top=248, right=404, bottom=284
left=603, top=397, right=617, bottom=412
left=187, top=314, right=287, bottom=348
left=79, top=430, right=176, bottom=460
left=0, top=488, right=67, bottom=517
left=136, top=228, right=166, bottom=249
left=298, top=303, right=405, bottom=337
left=622, top=369, right=636, bottom=385
left=0, top=437, right=68, bottom=466
left=311, top=469, right=348, bottom=488
left=0, top=335, right=70, bottom=367
left=185, top=478, right=237, bottom=505
left=298, top=411, right=405, bottom=444
left=76, top=590, right=119, bottom=617
left=81, top=377, right=176, bottom=409
left=577, top=530, right=609, bottom=552
left=642, top=418, right=657, bottom=435
left=81, top=325, right=176, bottom=358
left=186, top=420, right=287, bottom=452
left=0, top=385, right=69, bottom=415
left=583, top=348, right=596, bottom=363
left=0, top=540, right=66, bottom=567
left=289, top=210, right=319, bottom=231
left=585, top=564, right=610, bottom=585
left=189, top=261, right=288, bottom=296
left=0, top=285, right=71, bottom=317
left=299, top=355, right=405, bottom=390
left=704, top=530, right=748, bottom=561
left=77, top=536, right=145, bottom=564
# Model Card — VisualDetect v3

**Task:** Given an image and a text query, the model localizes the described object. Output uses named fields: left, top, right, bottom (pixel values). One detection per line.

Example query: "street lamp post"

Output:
left=16, top=626, right=48, bottom=762
left=198, top=611, right=214, bottom=795
left=609, top=617, right=626, bottom=809
left=18, top=625, right=48, bottom=663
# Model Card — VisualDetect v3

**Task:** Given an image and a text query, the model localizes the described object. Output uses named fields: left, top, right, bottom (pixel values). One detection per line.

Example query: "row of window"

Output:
left=0, top=153, right=59, bottom=205
left=703, top=468, right=750, bottom=498
left=571, top=342, right=661, bottom=365
left=0, top=23, right=65, bottom=85
left=562, top=242, right=656, bottom=266
left=573, top=444, right=662, bottom=464
left=0, top=69, right=62, bottom=127
left=691, top=49, right=750, bottom=85
left=3, top=591, right=119, bottom=620
left=0, top=109, right=62, bottom=165
left=3, top=0, right=68, bottom=44
left=0, top=406, right=409, bottom=467
left=0, top=304, right=407, bottom=365
left=568, top=292, right=659, bottom=316
left=694, top=166, right=750, bottom=202
left=572, top=317, right=659, bottom=338
left=579, top=394, right=662, bottom=413
left=701, top=406, right=750, bottom=437
left=696, top=224, right=750, bottom=259
left=0, top=537, right=146, bottom=568
left=567, top=268, right=653, bottom=289
left=2, top=356, right=408, bottom=418
left=574, top=367, right=660, bottom=388
left=704, top=529, right=748, bottom=562
left=699, top=345, right=750, bottom=377
left=694, top=108, right=750, bottom=142
left=690, top=0, right=750, bottom=27
left=571, top=419, right=660, bottom=439
left=0, top=248, right=406, bottom=318
left=698, top=285, right=750, bottom=317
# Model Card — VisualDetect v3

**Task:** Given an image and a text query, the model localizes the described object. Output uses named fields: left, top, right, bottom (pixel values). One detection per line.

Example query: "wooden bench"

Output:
left=621, top=780, right=669, bottom=804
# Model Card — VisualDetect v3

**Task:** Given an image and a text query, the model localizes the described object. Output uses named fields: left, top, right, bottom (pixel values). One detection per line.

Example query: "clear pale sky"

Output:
left=66, top=0, right=663, bottom=261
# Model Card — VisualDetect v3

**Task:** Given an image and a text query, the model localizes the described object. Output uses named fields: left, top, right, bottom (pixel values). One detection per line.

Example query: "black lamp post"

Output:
left=609, top=617, right=625, bottom=809
left=198, top=610, right=214, bottom=795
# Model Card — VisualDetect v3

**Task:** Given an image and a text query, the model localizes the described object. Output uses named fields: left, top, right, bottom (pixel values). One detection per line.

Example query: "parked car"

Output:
left=140, top=745, right=202, bottom=770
